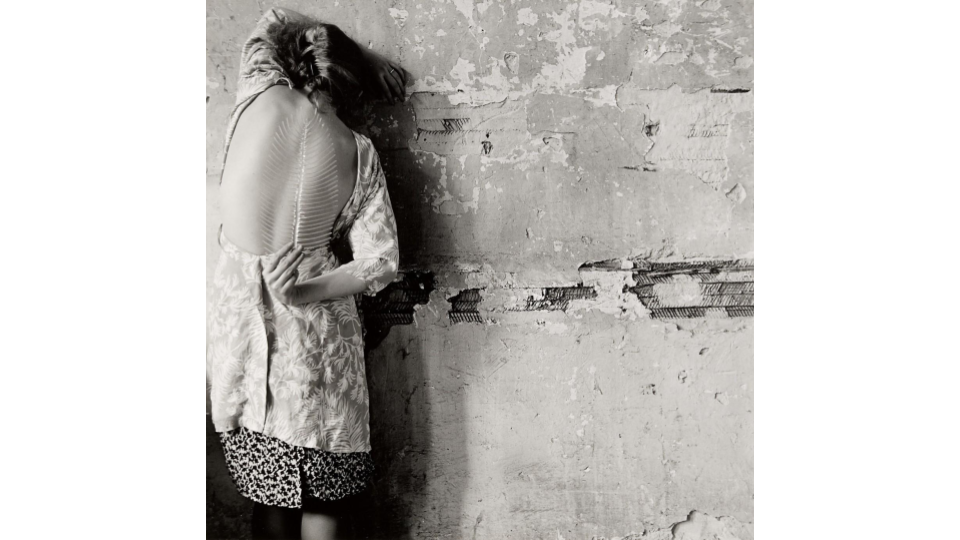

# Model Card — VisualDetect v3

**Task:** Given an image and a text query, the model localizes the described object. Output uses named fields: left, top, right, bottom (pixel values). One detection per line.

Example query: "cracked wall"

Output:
left=207, top=1, right=753, bottom=538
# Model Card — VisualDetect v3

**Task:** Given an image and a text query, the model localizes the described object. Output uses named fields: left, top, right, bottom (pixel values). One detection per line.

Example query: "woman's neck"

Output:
left=303, top=88, right=336, bottom=116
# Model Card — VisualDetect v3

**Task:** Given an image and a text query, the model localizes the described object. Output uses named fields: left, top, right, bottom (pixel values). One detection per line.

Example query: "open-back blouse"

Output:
left=206, top=7, right=399, bottom=452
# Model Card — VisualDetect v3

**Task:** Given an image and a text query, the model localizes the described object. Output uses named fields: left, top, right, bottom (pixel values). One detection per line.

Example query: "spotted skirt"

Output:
left=219, top=428, right=375, bottom=508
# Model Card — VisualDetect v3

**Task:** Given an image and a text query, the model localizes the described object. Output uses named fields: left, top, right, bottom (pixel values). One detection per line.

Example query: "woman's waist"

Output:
left=218, top=227, right=340, bottom=269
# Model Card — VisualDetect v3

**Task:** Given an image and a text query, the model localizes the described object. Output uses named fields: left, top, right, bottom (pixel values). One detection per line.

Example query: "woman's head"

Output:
left=266, top=20, right=369, bottom=110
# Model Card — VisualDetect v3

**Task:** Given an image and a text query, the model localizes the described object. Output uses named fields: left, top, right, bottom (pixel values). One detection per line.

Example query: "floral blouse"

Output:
left=207, top=131, right=399, bottom=451
left=207, top=7, right=399, bottom=453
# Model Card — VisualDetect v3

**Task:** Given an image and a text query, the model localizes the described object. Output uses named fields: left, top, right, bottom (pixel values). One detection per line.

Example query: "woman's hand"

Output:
left=363, top=49, right=407, bottom=104
left=264, top=242, right=305, bottom=305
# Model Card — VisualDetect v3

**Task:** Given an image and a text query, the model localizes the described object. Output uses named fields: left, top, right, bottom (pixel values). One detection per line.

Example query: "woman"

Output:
left=207, top=7, right=405, bottom=540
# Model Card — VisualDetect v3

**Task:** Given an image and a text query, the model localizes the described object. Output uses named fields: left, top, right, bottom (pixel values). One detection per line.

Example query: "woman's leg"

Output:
left=251, top=502, right=301, bottom=540
left=300, top=497, right=353, bottom=540
left=300, top=511, right=338, bottom=540
left=300, top=495, right=362, bottom=540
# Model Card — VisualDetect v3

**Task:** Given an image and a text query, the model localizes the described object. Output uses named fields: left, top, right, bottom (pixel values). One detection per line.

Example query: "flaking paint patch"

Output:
left=409, top=93, right=527, bottom=156
left=504, top=52, right=519, bottom=74
left=388, top=8, right=408, bottom=26
left=579, top=84, right=621, bottom=108
left=452, top=0, right=475, bottom=27
left=411, top=34, right=426, bottom=59
left=617, top=85, right=751, bottom=188
left=449, top=58, right=477, bottom=89
left=480, top=131, right=574, bottom=171
left=409, top=57, right=525, bottom=106
left=517, top=7, right=539, bottom=26
left=570, top=268, right=648, bottom=319
left=414, top=151, right=455, bottom=215
left=578, top=0, right=627, bottom=32
left=531, top=5, right=592, bottom=93
left=401, top=0, right=750, bottom=110
left=725, top=183, right=747, bottom=203
left=478, top=285, right=598, bottom=313
left=629, top=0, right=752, bottom=88
left=668, top=510, right=746, bottom=540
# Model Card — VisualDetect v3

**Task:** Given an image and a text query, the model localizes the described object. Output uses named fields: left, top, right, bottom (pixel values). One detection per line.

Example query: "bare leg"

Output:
left=300, top=498, right=340, bottom=540
left=300, top=512, right=338, bottom=540
left=251, top=502, right=301, bottom=540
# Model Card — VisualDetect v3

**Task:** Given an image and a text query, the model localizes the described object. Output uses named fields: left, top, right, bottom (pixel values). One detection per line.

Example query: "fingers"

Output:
left=274, top=252, right=304, bottom=284
left=280, top=276, right=297, bottom=296
left=380, top=73, right=402, bottom=104
left=386, top=68, right=405, bottom=100
left=280, top=252, right=304, bottom=282
left=374, top=75, right=391, bottom=102
left=267, top=254, right=303, bottom=305
left=266, top=246, right=302, bottom=283
left=265, top=242, right=294, bottom=273
left=388, top=62, right=406, bottom=86
left=279, top=263, right=300, bottom=284
left=273, top=273, right=298, bottom=300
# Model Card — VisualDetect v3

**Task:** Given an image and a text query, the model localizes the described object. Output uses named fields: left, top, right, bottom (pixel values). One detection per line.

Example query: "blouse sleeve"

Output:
left=338, top=154, right=400, bottom=296
left=224, top=7, right=316, bottom=173
left=237, top=8, right=313, bottom=92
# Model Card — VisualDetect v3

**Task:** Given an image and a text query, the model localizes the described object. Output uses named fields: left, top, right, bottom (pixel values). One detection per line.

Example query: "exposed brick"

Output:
left=360, top=272, right=434, bottom=348
left=514, top=286, right=597, bottom=311
left=625, top=259, right=754, bottom=319
left=448, top=288, right=484, bottom=324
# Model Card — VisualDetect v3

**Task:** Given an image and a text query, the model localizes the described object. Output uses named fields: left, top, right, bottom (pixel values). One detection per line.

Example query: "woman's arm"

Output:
left=299, top=152, right=400, bottom=303
left=266, top=248, right=374, bottom=305
left=362, top=49, right=408, bottom=104
left=265, top=153, right=399, bottom=305
left=291, top=270, right=371, bottom=304
left=260, top=7, right=409, bottom=104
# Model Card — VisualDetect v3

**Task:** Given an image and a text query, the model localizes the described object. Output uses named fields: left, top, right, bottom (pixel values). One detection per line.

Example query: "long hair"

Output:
left=265, top=19, right=369, bottom=110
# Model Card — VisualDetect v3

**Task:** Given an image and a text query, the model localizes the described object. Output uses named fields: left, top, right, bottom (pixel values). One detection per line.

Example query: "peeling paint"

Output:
left=504, top=52, right=519, bottom=74
left=452, top=0, right=475, bottom=27
left=517, top=7, right=539, bottom=26
left=387, top=7, right=408, bottom=27
left=725, top=183, right=747, bottom=203
left=617, top=85, right=751, bottom=188
left=579, top=84, right=621, bottom=108
left=409, top=93, right=527, bottom=157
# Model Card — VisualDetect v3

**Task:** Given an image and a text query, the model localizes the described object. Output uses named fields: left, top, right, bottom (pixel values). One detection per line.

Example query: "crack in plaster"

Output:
left=591, top=510, right=749, bottom=540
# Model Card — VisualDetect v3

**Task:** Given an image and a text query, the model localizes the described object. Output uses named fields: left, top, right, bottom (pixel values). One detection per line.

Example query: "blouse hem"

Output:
left=213, top=419, right=371, bottom=453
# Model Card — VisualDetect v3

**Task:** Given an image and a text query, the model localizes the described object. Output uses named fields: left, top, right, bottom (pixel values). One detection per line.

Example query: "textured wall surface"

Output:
left=207, top=0, right=753, bottom=538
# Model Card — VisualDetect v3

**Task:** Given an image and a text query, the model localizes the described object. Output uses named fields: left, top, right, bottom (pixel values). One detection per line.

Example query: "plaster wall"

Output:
left=207, top=1, right=753, bottom=538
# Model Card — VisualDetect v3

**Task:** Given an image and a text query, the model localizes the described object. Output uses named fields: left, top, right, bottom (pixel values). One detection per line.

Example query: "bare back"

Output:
left=220, top=86, right=359, bottom=255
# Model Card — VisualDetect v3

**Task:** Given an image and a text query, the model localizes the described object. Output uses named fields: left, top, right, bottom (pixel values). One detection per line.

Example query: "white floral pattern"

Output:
left=207, top=131, right=399, bottom=452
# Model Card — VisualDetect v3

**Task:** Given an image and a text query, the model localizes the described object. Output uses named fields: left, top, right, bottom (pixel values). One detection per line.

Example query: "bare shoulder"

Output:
left=232, top=86, right=357, bottom=161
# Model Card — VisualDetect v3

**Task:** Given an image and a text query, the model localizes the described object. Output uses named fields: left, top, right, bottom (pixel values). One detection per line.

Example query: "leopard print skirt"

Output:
left=219, top=427, right=374, bottom=508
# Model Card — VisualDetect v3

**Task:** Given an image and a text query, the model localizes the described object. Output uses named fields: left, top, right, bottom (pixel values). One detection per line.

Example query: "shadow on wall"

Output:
left=343, top=147, right=466, bottom=538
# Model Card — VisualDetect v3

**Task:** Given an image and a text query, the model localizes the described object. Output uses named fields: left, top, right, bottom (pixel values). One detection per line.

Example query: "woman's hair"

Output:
left=266, top=19, right=369, bottom=109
